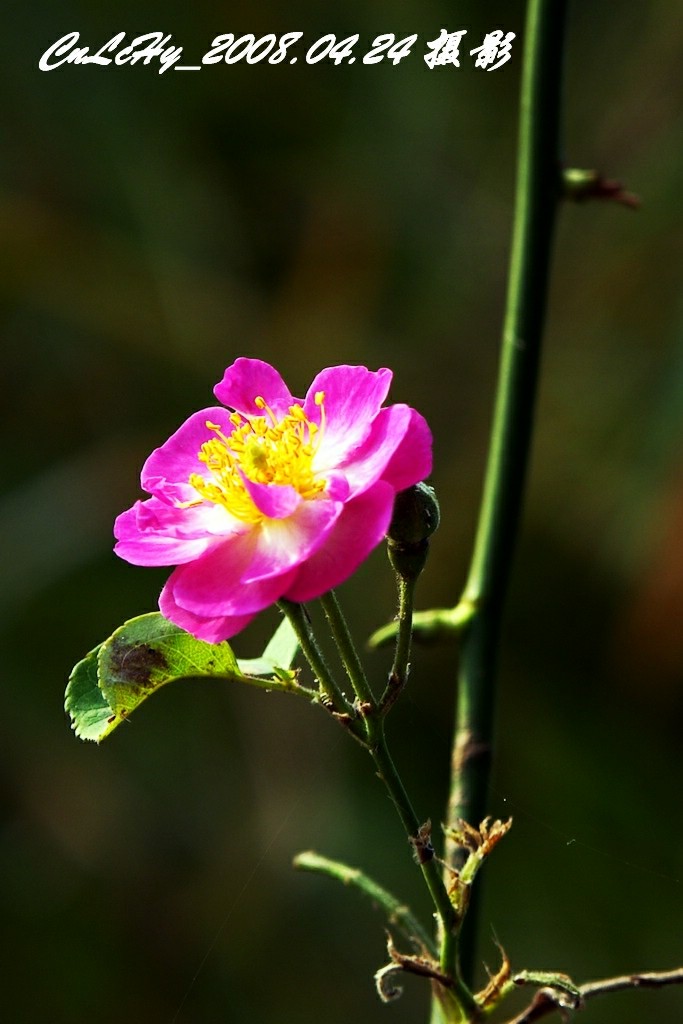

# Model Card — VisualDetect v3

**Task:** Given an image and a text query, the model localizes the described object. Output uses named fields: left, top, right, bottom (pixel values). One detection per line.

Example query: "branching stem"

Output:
left=443, top=0, right=568, bottom=990
left=319, top=590, right=377, bottom=712
left=277, top=599, right=355, bottom=724
left=504, top=967, right=683, bottom=1024
left=287, top=591, right=476, bottom=1017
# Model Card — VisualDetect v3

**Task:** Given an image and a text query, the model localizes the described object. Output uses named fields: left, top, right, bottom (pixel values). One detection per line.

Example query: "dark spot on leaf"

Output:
left=107, top=638, right=168, bottom=689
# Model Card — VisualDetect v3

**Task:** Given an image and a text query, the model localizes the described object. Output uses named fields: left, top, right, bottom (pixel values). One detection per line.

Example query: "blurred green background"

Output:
left=3, top=2, right=682, bottom=1022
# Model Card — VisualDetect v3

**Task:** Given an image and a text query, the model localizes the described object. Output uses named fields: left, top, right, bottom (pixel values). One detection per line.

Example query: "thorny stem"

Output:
left=442, top=0, right=568, bottom=994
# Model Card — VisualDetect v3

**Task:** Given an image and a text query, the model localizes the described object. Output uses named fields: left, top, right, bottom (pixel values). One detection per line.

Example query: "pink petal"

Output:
left=213, top=358, right=296, bottom=417
left=336, top=404, right=413, bottom=496
left=114, top=502, right=216, bottom=566
left=284, top=481, right=395, bottom=602
left=339, top=405, right=433, bottom=495
left=380, top=407, right=432, bottom=490
left=133, top=496, right=236, bottom=539
left=322, top=471, right=351, bottom=503
left=241, top=498, right=342, bottom=583
left=170, top=532, right=297, bottom=616
left=141, top=407, right=236, bottom=497
left=160, top=580, right=257, bottom=642
left=240, top=474, right=302, bottom=519
left=305, top=365, right=393, bottom=469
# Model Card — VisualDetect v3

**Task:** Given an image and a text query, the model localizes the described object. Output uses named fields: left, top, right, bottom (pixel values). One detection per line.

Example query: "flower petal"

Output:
left=213, top=358, right=296, bottom=417
left=133, top=495, right=235, bottom=539
left=380, top=407, right=432, bottom=491
left=160, top=579, right=257, bottom=642
left=306, top=365, right=393, bottom=468
left=339, top=405, right=432, bottom=495
left=141, top=407, right=237, bottom=499
left=322, top=471, right=351, bottom=503
left=284, top=481, right=395, bottom=602
left=170, top=532, right=297, bottom=616
left=241, top=498, right=342, bottom=583
left=336, top=404, right=413, bottom=496
left=240, top=475, right=302, bottom=519
left=114, top=501, right=217, bottom=566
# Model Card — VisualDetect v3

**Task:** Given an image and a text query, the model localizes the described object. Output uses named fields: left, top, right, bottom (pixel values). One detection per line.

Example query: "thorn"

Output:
left=563, top=167, right=640, bottom=209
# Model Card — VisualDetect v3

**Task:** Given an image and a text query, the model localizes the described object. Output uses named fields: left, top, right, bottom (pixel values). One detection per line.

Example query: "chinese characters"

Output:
left=424, top=29, right=515, bottom=70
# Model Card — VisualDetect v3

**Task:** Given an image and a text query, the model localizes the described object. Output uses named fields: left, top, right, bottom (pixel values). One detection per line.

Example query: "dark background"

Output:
left=2, top=2, right=682, bottom=1022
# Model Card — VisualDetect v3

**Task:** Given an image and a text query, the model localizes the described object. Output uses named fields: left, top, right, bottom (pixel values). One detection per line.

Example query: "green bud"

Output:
left=387, top=483, right=440, bottom=547
left=386, top=483, right=440, bottom=581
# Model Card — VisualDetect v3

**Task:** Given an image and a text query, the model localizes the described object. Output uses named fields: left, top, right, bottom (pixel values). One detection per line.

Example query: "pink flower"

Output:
left=114, top=358, right=432, bottom=641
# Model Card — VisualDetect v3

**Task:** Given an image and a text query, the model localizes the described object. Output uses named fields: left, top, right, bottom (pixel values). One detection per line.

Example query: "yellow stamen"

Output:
left=185, top=394, right=327, bottom=523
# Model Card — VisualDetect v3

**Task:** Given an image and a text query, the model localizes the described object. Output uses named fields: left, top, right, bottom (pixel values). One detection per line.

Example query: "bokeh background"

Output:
left=3, top=2, right=682, bottom=1022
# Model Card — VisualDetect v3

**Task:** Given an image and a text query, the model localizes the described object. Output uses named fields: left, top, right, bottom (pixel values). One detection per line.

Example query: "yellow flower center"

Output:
left=185, top=393, right=326, bottom=523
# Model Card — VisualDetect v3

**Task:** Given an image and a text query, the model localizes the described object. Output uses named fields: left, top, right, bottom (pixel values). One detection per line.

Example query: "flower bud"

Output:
left=386, top=483, right=440, bottom=581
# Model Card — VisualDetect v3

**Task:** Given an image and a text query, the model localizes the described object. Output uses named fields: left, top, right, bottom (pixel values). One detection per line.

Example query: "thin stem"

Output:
left=443, top=0, right=568, bottom=988
left=236, top=670, right=318, bottom=699
left=277, top=599, right=354, bottom=721
left=291, top=594, right=471, bottom=1010
left=285, top=592, right=454, bottom=946
left=319, top=590, right=377, bottom=712
left=380, top=574, right=417, bottom=714
left=581, top=968, right=683, bottom=1000
left=504, top=967, right=683, bottom=1024
left=293, top=849, right=437, bottom=956
left=369, top=724, right=476, bottom=1017
left=318, top=592, right=474, bottom=1014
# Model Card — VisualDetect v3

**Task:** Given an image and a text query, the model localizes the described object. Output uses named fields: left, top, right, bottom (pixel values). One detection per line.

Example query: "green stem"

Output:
left=317, top=592, right=475, bottom=1014
left=318, top=593, right=463, bottom=980
left=443, top=0, right=568, bottom=988
left=283, top=592, right=448, bottom=932
left=380, top=574, right=417, bottom=713
left=319, top=590, right=377, bottom=712
left=293, top=849, right=437, bottom=956
left=291, top=593, right=470, bottom=1007
left=369, top=725, right=476, bottom=1016
left=277, top=599, right=354, bottom=722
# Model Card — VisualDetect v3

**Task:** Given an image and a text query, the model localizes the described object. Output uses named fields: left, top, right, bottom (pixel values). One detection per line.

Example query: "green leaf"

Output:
left=97, top=612, right=240, bottom=714
left=66, top=613, right=303, bottom=743
left=236, top=616, right=299, bottom=679
left=67, top=613, right=240, bottom=742
left=65, top=645, right=117, bottom=742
